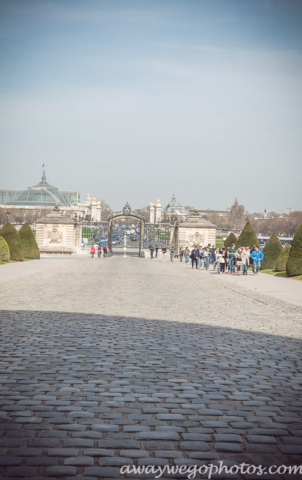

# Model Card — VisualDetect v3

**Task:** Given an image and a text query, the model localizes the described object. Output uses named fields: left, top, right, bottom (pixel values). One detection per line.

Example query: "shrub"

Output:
left=286, top=224, right=302, bottom=277
left=236, top=221, right=259, bottom=249
left=276, top=244, right=291, bottom=272
left=0, top=223, right=23, bottom=261
left=224, top=233, right=238, bottom=249
left=0, top=236, right=10, bottom=262
left=19, top=223, right=40, bottom=259
left=260, top=233, right=283, bottom=270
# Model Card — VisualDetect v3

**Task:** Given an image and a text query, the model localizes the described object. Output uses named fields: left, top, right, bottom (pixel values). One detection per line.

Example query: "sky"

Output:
left=0, top=0, right=301, bottom=213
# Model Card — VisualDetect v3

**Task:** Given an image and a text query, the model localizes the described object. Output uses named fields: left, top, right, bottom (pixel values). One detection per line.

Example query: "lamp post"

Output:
left=6, top=210, right=11, bottom=223
left=124, top=231, right=127, bottom=257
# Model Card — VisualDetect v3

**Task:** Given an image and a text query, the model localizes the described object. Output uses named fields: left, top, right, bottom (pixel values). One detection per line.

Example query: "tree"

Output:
left=236, top=221, right=259, bottom=249
left=19, top=223, right=40, bottom=259
left=0, top=223, right=24, bottom=261
left=206, top=212, right=221, bottom=227
left=260, top=233, right=283, bottom=270
left=0, top=236, right=10, bottom=262
left=100, top=199, right=113, bottom=221
left=276, top=244, right=291, bottom=272
left=224, top=233, right=238, bottom=248
left=286, top=224, right=302, bottom=277
left=134, top=205, right=150, bottom=222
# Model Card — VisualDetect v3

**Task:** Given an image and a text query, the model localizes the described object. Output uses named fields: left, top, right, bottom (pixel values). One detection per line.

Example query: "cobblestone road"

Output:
left=0, top=256, right=301, bottom=479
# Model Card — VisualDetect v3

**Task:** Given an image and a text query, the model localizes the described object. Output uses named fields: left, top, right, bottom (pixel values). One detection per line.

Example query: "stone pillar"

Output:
left=155, top=199, right=162, bottom=223
left=91, top=198, right=97, bottom=222
left=150, top=204, right=155, bottom=224
left=96, top=201, right=102, bottom=222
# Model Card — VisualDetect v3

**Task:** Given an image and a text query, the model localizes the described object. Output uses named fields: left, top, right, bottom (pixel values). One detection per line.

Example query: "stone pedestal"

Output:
left=171, top=211, right=216, bottom=254
left=36, top=206, right=82, bottom=255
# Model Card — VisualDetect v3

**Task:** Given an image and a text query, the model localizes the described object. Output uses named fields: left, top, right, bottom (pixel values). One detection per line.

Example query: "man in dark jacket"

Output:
left=149, top=244, right=154, bottom=259
left=191, top=245, right=199, bottom=269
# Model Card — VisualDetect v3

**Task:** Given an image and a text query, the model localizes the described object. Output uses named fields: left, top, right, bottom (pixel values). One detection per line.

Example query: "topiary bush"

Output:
left=286, top=224, right=302, bottom=277
left=260, top=233, right=283, bottom=270
left=19, top=223, right=40, bottom=259
left=0, top=236, right=10, bottom=262
left=224, top=233, right=238, bottom=249
left=276, top=244, right=291, bottom=272
left=236, top=221, right=259, bottom=249
left=0, top=223, right=24, bottom=261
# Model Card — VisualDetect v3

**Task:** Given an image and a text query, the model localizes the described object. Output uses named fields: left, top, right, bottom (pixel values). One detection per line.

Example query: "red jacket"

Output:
left=90, top=246, right=95, bottom=253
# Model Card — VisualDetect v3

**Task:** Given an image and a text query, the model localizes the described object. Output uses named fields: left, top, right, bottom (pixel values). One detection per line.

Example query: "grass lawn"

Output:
left=0, top=258, right=35, bottom=266
left=259, top=269, right=302, bottom=281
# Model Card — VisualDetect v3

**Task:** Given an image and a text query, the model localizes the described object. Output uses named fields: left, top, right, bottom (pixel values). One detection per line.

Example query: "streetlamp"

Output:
left=6, top=210, right=11, bottom=223
left=124, top=233, right=127, bottom=257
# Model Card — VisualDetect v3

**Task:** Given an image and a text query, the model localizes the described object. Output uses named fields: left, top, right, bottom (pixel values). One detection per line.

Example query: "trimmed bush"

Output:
left=19, top=223, right=40, bottom=259
left=286, top=224, right=302, bottom=277
left=276, top=244, right=291, bottom=272
left=236, top=221, right=259, bottom=249
left=0, top=223, right=24, bottom=261
left=224, top=233, right=238, bottom=249
left=0, top=236, right=10, bottom=262
left=260, top=233, right=283, bottom=270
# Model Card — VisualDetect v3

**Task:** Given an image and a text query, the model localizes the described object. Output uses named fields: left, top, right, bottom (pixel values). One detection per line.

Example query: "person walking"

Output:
left=155, top=245, right=159, bottom=258
left=203, top=247, right=210, bottom=270
left=228, top=242, right=237, bottom=274
left=90, top=245, right=95, bottom=258
left=103, top=244, right=107, bottom=257
left=219, top=247, right=227, bottom=273
left=234, top=248, right=243, bottom=276
left=191, top=245, right=199, bottom=269
left=97, top=245, right=102, bottom=258
left=251, top=246, right=264, bottom=274
left=149, top=244, right=154, bottom=259
left=179, top=247, right=184, bottom=262
left=162, top=245, right=167, bottom=262
left=198, top=246, right=203, bottom=269
left=211, top=248, right=217, bottom=269
left=184, top=247, right=190, bottom=264
left=170, top=247, right=175, bottom=262
left=242, top=246, right=250, bottom=275
left=216, top=248, right=222, bottom=273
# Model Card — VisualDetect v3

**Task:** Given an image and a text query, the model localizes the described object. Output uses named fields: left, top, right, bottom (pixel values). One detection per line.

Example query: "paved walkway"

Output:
left=0, top=256, right=301, bottom=479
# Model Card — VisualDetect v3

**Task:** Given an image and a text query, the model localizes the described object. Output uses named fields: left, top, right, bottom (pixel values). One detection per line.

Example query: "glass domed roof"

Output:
left=10, top=171, right=67, bottom=206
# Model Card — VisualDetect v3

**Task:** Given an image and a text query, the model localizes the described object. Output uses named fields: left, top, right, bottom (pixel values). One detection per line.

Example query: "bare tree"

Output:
left=100, top=200, right=113, bottom=221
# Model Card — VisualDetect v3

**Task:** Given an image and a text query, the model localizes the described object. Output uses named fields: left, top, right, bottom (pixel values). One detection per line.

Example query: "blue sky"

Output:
left=0, top=0, right=301, bottom=212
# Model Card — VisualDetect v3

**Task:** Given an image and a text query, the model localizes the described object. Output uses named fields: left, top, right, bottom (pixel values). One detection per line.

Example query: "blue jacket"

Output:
left=251, top=250, right=264, bottom=261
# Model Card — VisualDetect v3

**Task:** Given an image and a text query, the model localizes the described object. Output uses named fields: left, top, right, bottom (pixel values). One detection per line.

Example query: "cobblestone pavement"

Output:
left=0, top=256, right=301, bottom=479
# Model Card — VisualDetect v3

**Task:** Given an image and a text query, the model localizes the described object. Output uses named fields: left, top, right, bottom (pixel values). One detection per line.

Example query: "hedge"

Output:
left=0, top=223, right=24, bottom=261
left=286, top=224, right=302, bottom=277
left=275, top=244, right=291, bottom=272
left=0, top=236, right=10, bottom=262
left=236, top=221, right=259, bottom=249
left=260, top=233, right=283, bottom=270
left=224, top=233, right=238, bottom=249
left=19, top=223, right=40, bottom=259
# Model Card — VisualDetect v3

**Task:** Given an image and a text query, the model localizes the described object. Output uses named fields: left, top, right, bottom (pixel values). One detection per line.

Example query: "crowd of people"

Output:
left=90, top=244, right=108, bottom=258
left=150, top=242, right=265, bottom=275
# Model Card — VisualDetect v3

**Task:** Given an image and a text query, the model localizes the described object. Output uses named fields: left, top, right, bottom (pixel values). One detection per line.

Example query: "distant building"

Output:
left=0, top=170, right=79, bottom=206
left=165, top=194, right=186, bottom=215
left=0, top=170, right=101, bottom=223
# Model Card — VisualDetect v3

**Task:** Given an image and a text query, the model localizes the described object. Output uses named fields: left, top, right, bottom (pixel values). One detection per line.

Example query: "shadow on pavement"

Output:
left=0, top=309, right=301, bottom=479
